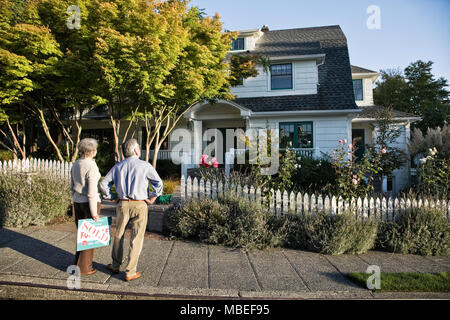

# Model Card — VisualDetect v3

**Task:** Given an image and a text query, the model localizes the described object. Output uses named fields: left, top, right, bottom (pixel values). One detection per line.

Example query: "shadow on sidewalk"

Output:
left=319, top=271, right=364, bottom=290
left=0, top=228, right=78, bottom=273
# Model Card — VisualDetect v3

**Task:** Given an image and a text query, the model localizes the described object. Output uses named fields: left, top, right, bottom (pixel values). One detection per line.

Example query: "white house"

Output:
left=81, top=25, right=420, bottom=195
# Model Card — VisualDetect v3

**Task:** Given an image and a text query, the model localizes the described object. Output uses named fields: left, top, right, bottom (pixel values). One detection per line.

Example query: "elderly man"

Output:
left=100, top=138, right=163, bottom=281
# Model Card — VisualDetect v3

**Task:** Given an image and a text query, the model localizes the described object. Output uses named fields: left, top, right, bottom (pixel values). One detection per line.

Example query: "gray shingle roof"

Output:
left=356, top=105, right=421, bottom=119
left=232, top=25, right=359, bottom=112
left=351, top=65, right=378, bottom=74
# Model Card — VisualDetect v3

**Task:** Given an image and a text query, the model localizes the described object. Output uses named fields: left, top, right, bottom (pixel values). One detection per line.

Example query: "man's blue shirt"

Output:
left=100, top=156, right=163, bottom=200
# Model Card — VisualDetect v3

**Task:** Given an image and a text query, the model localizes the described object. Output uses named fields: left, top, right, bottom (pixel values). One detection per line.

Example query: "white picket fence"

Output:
left=0, top=158, right=72, bottom=180
left=180, top=176, right=450, bottom=221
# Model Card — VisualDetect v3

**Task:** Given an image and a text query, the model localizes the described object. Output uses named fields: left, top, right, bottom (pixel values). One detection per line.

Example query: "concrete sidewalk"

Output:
left=0, top=222, right=449, bottom=300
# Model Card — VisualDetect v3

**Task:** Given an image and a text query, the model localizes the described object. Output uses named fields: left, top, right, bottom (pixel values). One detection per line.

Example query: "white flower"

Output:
left=419, top=158, right=427, bottom=165
left=429, top=147, right=438, bottom=156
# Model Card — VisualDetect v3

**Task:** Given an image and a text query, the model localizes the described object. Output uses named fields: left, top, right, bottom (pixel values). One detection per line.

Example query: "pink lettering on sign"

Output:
left=79, top=221, right=110, bottom=244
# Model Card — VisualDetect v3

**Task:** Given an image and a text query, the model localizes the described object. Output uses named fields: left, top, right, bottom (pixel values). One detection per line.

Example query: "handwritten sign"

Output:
left=76, top=217, right=112, bottom=251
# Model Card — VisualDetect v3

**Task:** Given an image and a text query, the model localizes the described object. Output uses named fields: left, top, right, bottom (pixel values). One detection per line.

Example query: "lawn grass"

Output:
left=347, top=272, right=450, bottom=292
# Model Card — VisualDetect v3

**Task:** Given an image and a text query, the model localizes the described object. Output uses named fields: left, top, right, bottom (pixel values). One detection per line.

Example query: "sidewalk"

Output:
left=0, top=210, right=449, bottom=300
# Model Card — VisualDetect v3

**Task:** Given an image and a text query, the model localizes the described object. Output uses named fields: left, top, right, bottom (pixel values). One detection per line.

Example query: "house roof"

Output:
left=351, top=65, right=378, bottom=74
left=355, top=105, right=421, bottom=120
left=232, top=25, right=358, bottom=112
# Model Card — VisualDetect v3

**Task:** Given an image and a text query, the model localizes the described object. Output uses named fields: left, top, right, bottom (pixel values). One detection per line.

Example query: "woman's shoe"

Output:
left=80, top=269, right=97, bottom=276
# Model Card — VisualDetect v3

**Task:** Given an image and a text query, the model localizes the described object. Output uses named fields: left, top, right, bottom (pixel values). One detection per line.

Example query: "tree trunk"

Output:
left=37, top=109, right=64, bottom=162
left=70, top=120, right=82, bottom=162
left=5, top=118, right=26, bottom=159
left=110, top=116, right=121, bottom=162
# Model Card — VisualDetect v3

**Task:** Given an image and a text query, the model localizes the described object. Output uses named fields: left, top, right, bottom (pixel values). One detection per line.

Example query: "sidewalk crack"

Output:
left=156, top=241, right=174, bottom=287
left=244, top=251, right=262, bottom=291
left=282, top=251, right=312, bottom=292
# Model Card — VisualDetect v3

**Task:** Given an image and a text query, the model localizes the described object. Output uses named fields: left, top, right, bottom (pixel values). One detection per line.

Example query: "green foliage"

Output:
left=369, top=107, right=407, bottom=176
left=291, top=156, right=336, bottom=194
left=229, top=54, right=269, bottom=86
left=0, top=149, right=13, bottom=161
left=155, top=159, right=181, bottom=180
left=347, top=272, right=450, bottom=292
left=374, top=60, right=449, bottom=133
left=373, top=68, right=410, bottom=112
left=279, top=212, right=378, bottom=255
left=167, top=193, right=281, bottom=250
left=0, top=171, right=71, bottom=227
left=326, top=140, right=382, bottom=199
left=416, top=149, right=450, bottom=198
left=168, top=194, right=379, bottom=254
left=94, top=142, right=115, bottom=176
left=377, top=208, right=450, bottom=256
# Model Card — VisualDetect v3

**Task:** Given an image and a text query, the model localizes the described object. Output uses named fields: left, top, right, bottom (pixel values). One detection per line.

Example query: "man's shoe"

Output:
left=125, top=272, right=141, bottom=281
left=80, top=269, right=97, bottom=276
left=106, top=264, right=120, bottom=274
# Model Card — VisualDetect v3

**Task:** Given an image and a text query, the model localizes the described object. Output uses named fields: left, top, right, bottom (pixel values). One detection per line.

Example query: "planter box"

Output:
left=147, top=204, right=173, bottom=233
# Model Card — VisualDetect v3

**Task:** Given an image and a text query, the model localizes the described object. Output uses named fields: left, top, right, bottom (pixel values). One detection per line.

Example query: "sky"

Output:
left=189, top=0, right=450, bottom=84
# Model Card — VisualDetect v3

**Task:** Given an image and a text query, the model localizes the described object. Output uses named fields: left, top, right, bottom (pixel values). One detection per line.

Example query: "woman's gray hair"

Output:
left=122, top=138, right=139, bottom=158
left=78, top=138, right=98, bottom=158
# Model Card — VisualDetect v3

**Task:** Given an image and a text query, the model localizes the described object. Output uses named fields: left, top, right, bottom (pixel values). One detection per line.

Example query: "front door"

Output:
left=205, top=128, right=244, bottom=165
left=352, top=129, right=365, bottom=161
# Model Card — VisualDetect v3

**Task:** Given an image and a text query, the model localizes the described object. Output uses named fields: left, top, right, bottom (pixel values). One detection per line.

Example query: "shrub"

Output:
left=0, top=171, right=72, bottom=227
left=377, top=208, right=450, bottom=256
left=167, top=193, right=281, bottom=250
left=279, top=211, right=378, bottom=255
left=0, top=150, right=14, bottom=162
left=155, top=159, right=181, bottom=179
left=291, top=157, right=336, bottom=194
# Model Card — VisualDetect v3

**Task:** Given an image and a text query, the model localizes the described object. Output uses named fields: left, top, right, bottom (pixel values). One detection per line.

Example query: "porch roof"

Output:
left=354, top=105, right=421, bottom=121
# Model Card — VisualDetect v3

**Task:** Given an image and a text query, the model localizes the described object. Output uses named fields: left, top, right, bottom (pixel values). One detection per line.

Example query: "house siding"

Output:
left=248, top=115, right=351, bottom=158
left=231, top=60, right=318, bottom=98
left=353, top=77, right=376, bottom=107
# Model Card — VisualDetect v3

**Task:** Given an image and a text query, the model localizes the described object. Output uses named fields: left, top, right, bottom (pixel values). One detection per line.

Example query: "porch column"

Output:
left=192, top=119, right=202, bottom=166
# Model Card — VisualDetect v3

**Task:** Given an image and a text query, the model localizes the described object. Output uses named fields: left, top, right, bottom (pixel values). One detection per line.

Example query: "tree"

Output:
left=404, top=60, right=449, bottom=133
left=91, top=0, right=191, bottom=162
left=141, top=4, right=262, bottom=168
left=374, top=61, right=449, bottom=134
left=0, top=0, right=64, bottom=160
left=369, top=107, right=407, bottom=177
left=37, top=0, right=103, bottom=162
left=373, top=68, right=409, bottom=112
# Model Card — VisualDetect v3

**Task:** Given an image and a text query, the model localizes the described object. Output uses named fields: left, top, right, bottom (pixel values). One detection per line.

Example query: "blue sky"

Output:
left=189, top=0, right=450, bottom=84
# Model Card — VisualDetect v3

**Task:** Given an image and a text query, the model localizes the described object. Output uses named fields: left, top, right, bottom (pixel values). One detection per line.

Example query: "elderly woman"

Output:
left=70, top=138, right=102, bottom=276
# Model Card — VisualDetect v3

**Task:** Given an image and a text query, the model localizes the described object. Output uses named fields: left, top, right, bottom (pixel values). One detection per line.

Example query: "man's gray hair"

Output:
left=78, top=138, right=98, bottom=158
left=122, top=138, right=140, bottom=158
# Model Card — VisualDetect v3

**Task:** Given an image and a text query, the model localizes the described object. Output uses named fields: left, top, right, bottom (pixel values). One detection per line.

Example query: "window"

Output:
left=231, top=37, right=244, bottom=51
left=387, top=176, right=395, bottom=193
left=279, top=122, right=313, bottom=149
left=271, top=63, right=293, bottom=90
left=353, top=79, right=363, bottom=101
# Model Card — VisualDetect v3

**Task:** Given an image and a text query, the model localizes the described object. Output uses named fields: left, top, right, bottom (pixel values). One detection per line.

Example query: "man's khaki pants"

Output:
left=111, top=200, right=148, bottom=277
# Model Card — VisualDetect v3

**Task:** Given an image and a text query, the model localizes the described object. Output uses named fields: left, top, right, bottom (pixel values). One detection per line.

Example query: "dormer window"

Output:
left=271, top=63, right=293, bottom=90
left=352, top=79, right=363, bottom=101
left=231, top=37, right=245, bottom=51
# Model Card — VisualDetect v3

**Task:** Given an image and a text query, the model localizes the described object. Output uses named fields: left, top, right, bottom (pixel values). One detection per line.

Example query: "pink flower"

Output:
left=344, top=139, right=347, bottom=144
left=211, top=157, right=219, bottom=168
left=352, top=178, right=358, bottom=185
left=200, top=154, right=210, bottom=168
left=338, top=139, right=343, bottom=144
left=348, top=144, right=353, bottom=149
left=381, top=148, right=387, bottom=154
left=353, top=174, right=357, bottom=179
